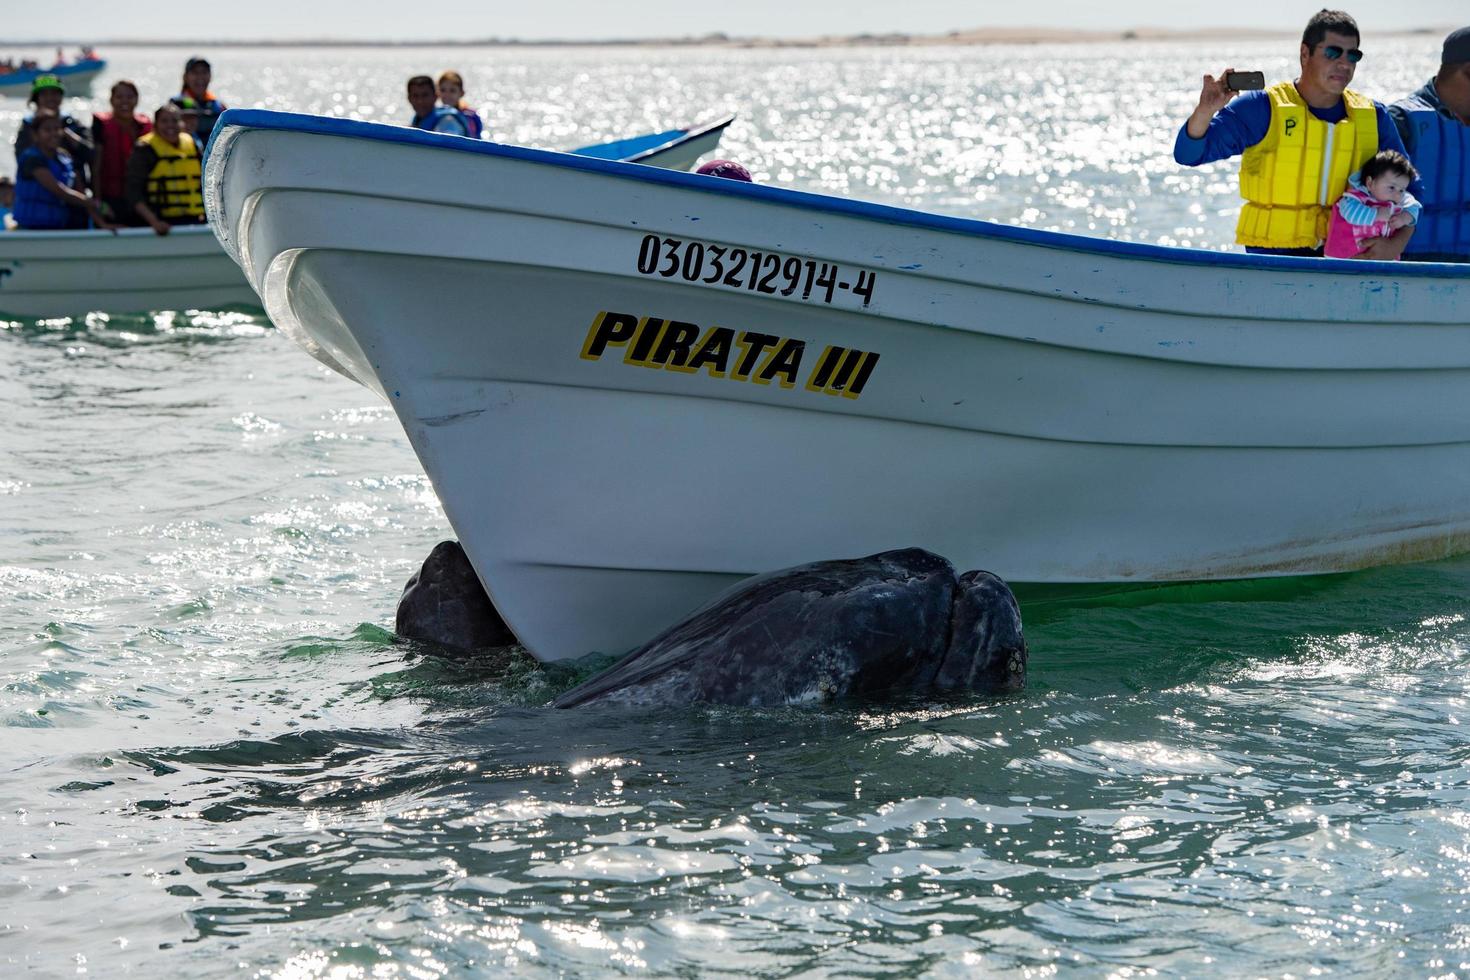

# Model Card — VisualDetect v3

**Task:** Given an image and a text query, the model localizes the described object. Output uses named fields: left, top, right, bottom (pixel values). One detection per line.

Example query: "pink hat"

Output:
left=695, top=159, right=753, bottom=182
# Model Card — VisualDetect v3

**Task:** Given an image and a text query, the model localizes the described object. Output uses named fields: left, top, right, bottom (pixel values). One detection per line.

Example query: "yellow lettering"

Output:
left=580, top=310, right=640, bottom=360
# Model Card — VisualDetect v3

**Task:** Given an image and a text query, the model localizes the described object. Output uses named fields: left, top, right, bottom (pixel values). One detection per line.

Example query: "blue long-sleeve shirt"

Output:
left=1174, top=87, right=1421, bottom=196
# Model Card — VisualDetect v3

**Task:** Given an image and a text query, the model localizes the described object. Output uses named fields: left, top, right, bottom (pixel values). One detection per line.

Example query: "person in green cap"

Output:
left=13, top=74, right=93, bottom=188
left=171, top=96, right=202, bottom=138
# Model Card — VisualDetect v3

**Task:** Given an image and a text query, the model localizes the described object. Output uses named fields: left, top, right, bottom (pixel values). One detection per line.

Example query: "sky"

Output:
left=7, top=0, right=1467, bottom=42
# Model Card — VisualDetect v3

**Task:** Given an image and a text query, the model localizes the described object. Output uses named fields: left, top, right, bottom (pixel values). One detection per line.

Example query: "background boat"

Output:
left=0, top=224, right=255, bottom=319
left=0, top=58, right=106, bottom=98
left=0, top=116, right=733, bottom=319
left=208, top=109, right=1470, bottom=662
left=572, top=114, right=735, bottom=171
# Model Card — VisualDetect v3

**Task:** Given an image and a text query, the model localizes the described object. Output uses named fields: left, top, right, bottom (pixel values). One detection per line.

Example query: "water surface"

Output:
left=4, top=40, right=1469, bottom=977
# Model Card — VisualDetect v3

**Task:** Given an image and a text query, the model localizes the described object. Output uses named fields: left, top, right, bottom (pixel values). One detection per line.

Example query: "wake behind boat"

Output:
left=205, top=108, right=1470, bottom=663
left=1, top=116, right=732, bottom=319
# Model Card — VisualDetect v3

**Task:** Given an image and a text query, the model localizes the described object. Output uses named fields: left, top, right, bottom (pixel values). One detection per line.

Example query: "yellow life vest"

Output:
left=1236, top=81, right=1379, bottom=248
left=140, top=130, right=204, bottom=220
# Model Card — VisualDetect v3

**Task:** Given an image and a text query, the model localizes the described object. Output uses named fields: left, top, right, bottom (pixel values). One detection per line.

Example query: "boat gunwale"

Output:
left=0, top=224, right=218, bottom=243
left=205, top=108, right=1470, bottom=281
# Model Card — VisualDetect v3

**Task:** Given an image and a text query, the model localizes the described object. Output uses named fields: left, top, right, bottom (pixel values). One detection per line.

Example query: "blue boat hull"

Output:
left=0, top=59, right=106, bottom=98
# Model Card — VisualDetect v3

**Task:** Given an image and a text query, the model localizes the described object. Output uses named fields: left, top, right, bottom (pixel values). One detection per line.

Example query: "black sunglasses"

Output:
left=1320, top=44, right=1363, bottom=63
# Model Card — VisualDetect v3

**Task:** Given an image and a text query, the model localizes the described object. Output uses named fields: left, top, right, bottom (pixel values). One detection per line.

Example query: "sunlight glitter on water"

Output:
left=3, top=36, right=1470, bottom=979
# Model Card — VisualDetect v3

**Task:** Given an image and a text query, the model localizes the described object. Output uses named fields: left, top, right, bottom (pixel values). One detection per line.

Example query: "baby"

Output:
left=1324, top=150, right=1421, bottom=259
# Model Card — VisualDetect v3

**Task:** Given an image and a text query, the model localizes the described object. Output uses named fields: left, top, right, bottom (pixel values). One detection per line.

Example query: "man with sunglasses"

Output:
left=1174, top=9, right=1417, bottom=258
left=1388, top=27, right=1470, bottom=263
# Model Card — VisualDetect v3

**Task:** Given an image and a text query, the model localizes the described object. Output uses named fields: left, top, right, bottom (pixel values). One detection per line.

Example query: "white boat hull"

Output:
left=207, top=111, right=1470, bottom=661
left=0, top=225, right=256, bottom=318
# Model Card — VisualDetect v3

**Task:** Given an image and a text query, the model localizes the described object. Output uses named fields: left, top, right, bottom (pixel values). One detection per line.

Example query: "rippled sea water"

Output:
left=5, top=41, right=1470, bottom=977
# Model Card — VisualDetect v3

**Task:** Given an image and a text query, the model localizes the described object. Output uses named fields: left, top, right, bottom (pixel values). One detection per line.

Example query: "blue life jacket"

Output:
left=12, top=147, right=74, bottom=229
left=1393, top=87, right=1470, bottom=260
left=412, top=106, right=468, bottom=136
left=460, top=108, right=484, bottom=139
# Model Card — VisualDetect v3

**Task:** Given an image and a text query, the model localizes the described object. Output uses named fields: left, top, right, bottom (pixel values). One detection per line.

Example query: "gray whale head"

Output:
left=554, top=548, right=1027, bottom=710
left=934, top=569, right=1028, bottom=693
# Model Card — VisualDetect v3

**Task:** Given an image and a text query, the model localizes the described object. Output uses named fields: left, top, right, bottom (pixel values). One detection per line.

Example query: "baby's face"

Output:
left=1365, top=172, right=1408, bottom=204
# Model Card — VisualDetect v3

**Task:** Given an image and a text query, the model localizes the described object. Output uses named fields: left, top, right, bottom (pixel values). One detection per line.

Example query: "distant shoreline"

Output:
left=9, top=26, right=1455, bottom=49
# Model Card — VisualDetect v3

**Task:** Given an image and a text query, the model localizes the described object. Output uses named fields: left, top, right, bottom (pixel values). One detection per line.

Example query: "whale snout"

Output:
left=933, top=569, right=1028, bottom=694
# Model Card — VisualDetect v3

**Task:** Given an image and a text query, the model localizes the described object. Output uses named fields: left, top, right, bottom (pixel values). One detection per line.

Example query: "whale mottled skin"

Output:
left=936, top=570, right=1028, bottom=692
left=396, top=541, right=516, bottom=652
left=553, top=548, right=1027, bottom=709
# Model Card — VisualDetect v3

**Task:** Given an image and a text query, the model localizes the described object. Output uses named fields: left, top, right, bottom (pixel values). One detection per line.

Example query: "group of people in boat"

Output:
left=2, top=60, right=494, bottom=233
left=1176, top=14, right=1470, bottom=263
left=5, top=55, right=225, bottom=233
left=4, top=18, right=1468, bottom=263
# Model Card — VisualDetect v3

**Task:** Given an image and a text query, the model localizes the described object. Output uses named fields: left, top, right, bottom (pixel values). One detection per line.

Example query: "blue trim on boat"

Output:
left=210, top=108, right=1470, bottom=279
left=622, top=114, right=734, bottom=163
left=572, top=127, right=687, bottom=160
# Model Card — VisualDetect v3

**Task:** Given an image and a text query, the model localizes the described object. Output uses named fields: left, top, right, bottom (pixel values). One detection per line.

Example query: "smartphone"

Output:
left=1225, top=70, right=1266, bottom=92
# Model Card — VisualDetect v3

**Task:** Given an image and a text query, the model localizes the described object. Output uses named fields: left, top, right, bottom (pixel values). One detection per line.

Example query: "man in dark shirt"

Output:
left=1387, top=27, right=1470, bottom=262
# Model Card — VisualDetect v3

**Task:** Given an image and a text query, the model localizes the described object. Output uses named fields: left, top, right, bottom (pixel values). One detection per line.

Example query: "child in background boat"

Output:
left=91, top=80, right=151, bottom=225
left=437, top=71, right=484, bottom=138
left=12, top=111, right=116, bottom=231
left=173, top=99, right=203, bottom=139
left=1324, top=150, right=1422, bottom=259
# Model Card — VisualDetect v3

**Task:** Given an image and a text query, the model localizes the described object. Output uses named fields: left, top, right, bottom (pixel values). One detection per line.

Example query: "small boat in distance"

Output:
left=0, top=116, right=734, bottom=319
left=0, top=58, right=106, bottom=98
left=209, top=110, right=1470, bottom=664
